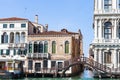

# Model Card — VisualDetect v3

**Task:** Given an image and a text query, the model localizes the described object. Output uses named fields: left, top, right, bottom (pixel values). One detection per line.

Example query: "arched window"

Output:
left=15, top=32, right=20, bottom=43
left=65, top=41, right=69, bottom=54
left=21, top=32, right=25, bottom=43
left=34, top=42, right=38, bottom=53
left=52, top=41, right=56, bottom=54
left=104, top=52, right=111, bottom=63
left=29, top=42, right=32, bottom=53
left=104, top=22, right=112, bottom=39
left=118, top=22, right=120, bottom=39
left=44, top=41, right=48, bottom=53
left=10, top=32, right=14, bottom=43
left=39, top=42, right=43, bottom=53
left=2, top=32, right=8, bottom=43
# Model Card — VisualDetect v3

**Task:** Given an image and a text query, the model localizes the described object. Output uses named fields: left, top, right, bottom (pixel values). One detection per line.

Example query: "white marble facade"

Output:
left=90, top=0, right=120, bottom=69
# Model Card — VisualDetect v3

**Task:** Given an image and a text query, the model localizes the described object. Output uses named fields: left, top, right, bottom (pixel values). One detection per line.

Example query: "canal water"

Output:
left=5, top=70, right=120, bottom=80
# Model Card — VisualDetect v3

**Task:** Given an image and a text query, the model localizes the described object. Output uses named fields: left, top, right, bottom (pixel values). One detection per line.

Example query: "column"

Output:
left=14, top=32, right=16, bottom=43
left=7, top=32, right=10, bottom=43
left=99, top=49, right=102, bottom=63
left=94, top=49, right=97, bottom=61
left=98, top=0, right=102, bottom=10
left=94, top=19, right=98, bottom=39
left=99, top=19, right=102, bottom=39
left=113, top=49, right=117, bottom=68
left=117, top=51, right=119, bottom=68
left=94, top=0, right=97, bottom=10
left=114, top=19, right=117, bottom=39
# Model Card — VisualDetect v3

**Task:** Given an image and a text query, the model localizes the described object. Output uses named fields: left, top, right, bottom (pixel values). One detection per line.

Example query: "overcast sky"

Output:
left=0, top=0, right=94, bottom=56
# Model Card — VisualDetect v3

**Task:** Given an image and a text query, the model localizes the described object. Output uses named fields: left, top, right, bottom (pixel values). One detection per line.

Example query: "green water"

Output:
left=4, top=70, right=120, bottom=80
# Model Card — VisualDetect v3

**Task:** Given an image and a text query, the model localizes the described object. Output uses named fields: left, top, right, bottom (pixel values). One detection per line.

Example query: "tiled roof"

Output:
left=30, top=31, right=78, bottom=36
left=0, top=17, right=28, bottom=21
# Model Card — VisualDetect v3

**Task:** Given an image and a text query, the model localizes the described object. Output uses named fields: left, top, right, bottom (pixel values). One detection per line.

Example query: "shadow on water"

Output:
left=4, top=70, right=120, bottom=80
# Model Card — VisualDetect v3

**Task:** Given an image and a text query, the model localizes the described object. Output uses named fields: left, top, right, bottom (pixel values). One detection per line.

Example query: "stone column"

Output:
left=99, top=19, right=102, bottom=39
left=99, top=49, right=102, bottom=64
left=14, top=32, right=16, bottom=43
left=114, top=19, right=117, bottom=39
left=94, top=0, right=98, bottom=10
left=94, top=19, right=98, bottom=39
left=94, top=49, right=97, bottom=61
left=113, top=49, right=117, bottom=68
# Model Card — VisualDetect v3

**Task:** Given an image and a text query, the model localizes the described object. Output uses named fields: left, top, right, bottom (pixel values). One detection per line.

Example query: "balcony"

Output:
left=94, top=9, right=120, bottom=15
left=27, top=53, right=50, bottom=59
left=8, top=43, right=27, bottom=49
left=93, top=39, right=120, bottom=44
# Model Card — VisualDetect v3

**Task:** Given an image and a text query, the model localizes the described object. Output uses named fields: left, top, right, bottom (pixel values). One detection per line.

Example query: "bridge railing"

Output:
left=81, top=57, right=111, bottom=74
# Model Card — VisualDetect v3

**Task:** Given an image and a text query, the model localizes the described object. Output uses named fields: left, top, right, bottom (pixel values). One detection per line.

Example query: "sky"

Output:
left=0, top=0, right=94, bottom=57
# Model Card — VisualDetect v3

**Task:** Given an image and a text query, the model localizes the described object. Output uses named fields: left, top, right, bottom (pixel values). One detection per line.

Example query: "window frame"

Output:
left=3, top=24, right=7, bottom=28
left=10, top=24, right=14, bottom=28
left=21, top=23, right=26, bottom=28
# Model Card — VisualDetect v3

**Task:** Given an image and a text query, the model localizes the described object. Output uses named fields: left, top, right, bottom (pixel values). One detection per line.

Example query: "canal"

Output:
left=5, top=70, right=119, bottom=80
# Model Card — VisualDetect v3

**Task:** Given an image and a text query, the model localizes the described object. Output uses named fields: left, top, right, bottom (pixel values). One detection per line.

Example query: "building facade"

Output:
left=25, top=29, right=83, bottom=75
left=0, top=16, right=47, bottom=73
left=90, top=0, right=120, bottom=69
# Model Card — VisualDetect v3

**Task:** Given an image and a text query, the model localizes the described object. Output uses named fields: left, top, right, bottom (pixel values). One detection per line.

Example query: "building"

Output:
left=25, top=28, right=83, bottom=76
left=90, top=0, right=120, bottom=69
left=0, top=16, right=47, bottom=74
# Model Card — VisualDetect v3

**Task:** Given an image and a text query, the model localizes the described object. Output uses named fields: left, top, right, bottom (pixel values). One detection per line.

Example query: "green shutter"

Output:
left=1, top=50, right=3, bottom=55
left=6, top=50, right=9, bottom=55
left=14, top=49, right=16, bottom=55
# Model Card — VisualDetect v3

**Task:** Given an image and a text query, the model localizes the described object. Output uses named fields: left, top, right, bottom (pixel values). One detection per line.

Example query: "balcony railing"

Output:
left=27, top=53, right=50, bottom=59
left=9, top=43, right=27, bottom=48
left=93, top=39, right=120, bottom=43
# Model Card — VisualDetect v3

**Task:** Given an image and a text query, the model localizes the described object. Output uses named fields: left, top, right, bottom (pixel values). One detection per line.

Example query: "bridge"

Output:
left=61, top=57, right=120, bottom=78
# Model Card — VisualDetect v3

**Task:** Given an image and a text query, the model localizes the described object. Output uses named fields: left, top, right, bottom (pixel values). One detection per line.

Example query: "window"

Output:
left=104, top=22, right=112, bottom=39
left=39, top=42, right=43, bottom=53
left=118, top=0, right=120, bottom=9
left=28, top=60, right=33, bottom=70
left=65, top=41, right=69, bottom=54
left=21, top=24, right=26, bottom=28
left=21, top=32, right=25, bottom=43
left=6, top=50, right=9, bottom=55
left=34, top=42, right=38, bottom=53
left=1, top=32, right=8, bottom=43
left=15, top=32, right=20, bottom=43
left=51, top=61, right=56, bottom=68
left=44, top=41, right=48, bottom=53
left=119, top=22, right=120, bottom=39
left=29, top=43, right=32, bottom=53
left=52, top=41, right=56, bottom=54
left=10, top=32, right=14, bottom=43
left=3, top=24, right=7, bottom=28
left=104, top=52, right=111, bottom=63
left=10, top=24, right=14, bottom=28
left=104, top=0, right=112, bottom=11
left=43, top=60, right=48, bottom=68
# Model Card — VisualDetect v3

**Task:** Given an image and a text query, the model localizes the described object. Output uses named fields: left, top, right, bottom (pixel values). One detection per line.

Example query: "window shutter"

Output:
left=1, top=50, right=3, bottom=55
left=14, top=49, right=16, bottom=55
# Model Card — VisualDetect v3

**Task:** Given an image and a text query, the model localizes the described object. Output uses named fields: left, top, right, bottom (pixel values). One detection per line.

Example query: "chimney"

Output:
left=35, top=15, right=38, bottom=24
left=45, top=24, right=48, bottom=31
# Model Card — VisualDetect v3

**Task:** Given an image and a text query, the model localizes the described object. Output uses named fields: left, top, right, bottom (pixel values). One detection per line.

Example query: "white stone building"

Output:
left=90, top=0, right=120, bottom=69
left=0, top=16, right=47, bottom=71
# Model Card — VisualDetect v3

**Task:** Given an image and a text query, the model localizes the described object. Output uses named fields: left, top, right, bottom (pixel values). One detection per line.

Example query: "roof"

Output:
left=0, top=17, right=28, bottom=21
left=30, top=30, right=79, bottom=36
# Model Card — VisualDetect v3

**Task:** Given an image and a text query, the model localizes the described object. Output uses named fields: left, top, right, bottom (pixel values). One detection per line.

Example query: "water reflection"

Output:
left=80, top=70, right=94, bottom=79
